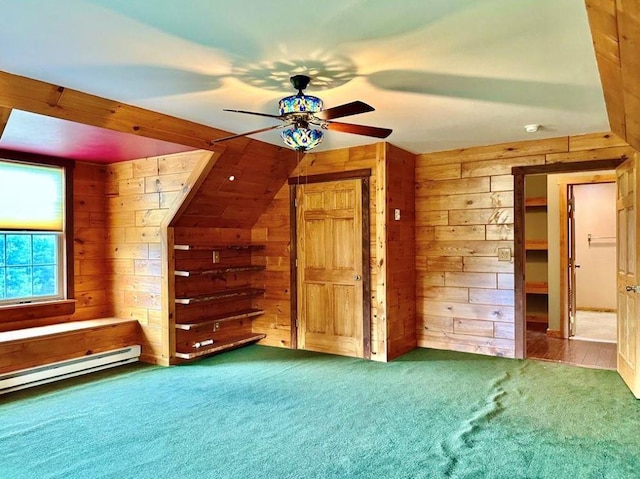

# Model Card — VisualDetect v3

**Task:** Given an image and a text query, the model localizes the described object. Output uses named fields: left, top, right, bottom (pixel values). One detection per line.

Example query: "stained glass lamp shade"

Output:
left=278, top=93, right=324, bottom=151
left=278, top=94, right=323, bottom=115
left=281, top=127, right=323, bottom=151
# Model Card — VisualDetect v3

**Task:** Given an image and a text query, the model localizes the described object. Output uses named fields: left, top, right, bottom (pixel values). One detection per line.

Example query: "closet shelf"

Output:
left=174, top=334, right=266, bottom=359
left=174, top=244, right=265, bottom=251
left=174, top=265, right=266, bottom=277
left=175, top=287, right=265, bottom=305
left=525, top=197, right=547, bottom=207
left=175, top=308, right=265, bottom=331
left=525, top=240, right=548, bottom=250
left=525, top=281, right=548, bottom=294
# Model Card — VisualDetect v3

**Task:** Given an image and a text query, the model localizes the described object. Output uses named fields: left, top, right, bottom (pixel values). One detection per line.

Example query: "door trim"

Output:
left=512, top=159, right=624, bottom=359
left=289, top=169, right=372, bottom=359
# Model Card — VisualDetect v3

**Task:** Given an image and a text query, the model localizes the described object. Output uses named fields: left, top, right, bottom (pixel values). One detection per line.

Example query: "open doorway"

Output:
left=554, top=172, right=617, bottom=347
left=568, top=180, right=617, bottom=343
left=513, top=160, right=624, bottom=370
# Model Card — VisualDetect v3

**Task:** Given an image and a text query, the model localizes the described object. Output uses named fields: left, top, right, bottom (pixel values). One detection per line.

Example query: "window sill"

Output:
left=0, top=299, right=77, bottom=323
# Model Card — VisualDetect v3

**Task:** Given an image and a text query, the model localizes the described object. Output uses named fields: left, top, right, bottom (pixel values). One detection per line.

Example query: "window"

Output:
left=0, top=159, right=67, bottom=306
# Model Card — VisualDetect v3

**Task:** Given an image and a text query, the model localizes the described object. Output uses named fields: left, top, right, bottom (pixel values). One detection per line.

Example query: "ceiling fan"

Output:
left=211, top=74, right=392, bottom=151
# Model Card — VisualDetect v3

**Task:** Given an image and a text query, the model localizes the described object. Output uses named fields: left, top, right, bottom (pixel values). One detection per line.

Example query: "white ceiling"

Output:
left=0, top=0, right=609, bottom=156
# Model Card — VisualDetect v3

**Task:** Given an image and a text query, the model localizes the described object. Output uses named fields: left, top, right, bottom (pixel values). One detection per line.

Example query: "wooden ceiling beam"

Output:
left=0, top=69, right=238, bottom=152
left=0, top=106, right=11, bottom=140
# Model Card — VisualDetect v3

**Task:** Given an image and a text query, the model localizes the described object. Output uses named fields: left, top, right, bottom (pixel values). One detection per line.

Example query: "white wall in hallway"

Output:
left=573, top=182, right=617, bottom=310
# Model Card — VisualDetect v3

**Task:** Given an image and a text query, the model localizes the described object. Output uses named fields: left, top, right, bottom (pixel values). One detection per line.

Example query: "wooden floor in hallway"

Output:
left=526, top=327, right=617, bottom=370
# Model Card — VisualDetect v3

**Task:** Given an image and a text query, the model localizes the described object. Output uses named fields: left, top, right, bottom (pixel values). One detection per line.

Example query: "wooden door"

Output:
left=616, top=157, right=640, bottom=398
left=568, top=185, right=577, bottom=337
left=296, top=179, right=364, bottom=358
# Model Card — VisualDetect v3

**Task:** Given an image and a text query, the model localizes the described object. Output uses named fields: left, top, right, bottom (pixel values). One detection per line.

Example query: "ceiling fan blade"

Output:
left=211, top=124, right=284, bottom=143
left=324, top=121, right=392, bottom=138
left=315, top=101, right=374, bottom=120
left=223, top=108, right=283, bottom=120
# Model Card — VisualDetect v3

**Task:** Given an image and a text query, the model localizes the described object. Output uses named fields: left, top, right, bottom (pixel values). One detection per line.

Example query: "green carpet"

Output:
left=1, top=346, right=639, bottom=479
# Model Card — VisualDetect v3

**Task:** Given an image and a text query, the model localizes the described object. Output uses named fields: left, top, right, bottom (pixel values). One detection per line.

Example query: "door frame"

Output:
left=512, top=159, right=624, bottom=359
left=288, top=168, right=372, bottom=358
left=557, top=174, right=616, bottom=339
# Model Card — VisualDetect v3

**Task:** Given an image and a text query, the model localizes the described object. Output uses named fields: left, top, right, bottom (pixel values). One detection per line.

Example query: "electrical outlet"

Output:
left=394, top=208, right=401, bottom=221
left=212, top=251, right=220, bottom=263
left=497, top=247, right=511, bottom=262
left=213, top=322, right=220, bottom=332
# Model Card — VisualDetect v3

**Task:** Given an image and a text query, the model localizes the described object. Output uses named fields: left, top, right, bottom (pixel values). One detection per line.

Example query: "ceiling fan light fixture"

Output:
left=278, top=95, right=323, bottom=115
left=281, top=127, right=323, bottom=151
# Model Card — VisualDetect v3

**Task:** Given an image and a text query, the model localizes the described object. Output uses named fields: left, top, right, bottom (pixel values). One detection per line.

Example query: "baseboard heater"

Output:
left=0, top=345, right=141, bottom=395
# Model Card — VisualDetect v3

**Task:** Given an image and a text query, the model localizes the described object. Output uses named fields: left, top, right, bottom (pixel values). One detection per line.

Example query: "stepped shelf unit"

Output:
left=172, top=242, right=267, bottom=361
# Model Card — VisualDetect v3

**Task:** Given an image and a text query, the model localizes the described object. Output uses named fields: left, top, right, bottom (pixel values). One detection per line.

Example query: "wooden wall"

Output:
left=385, top=144, right=417, bottom=360
left=0, top=161, right=111, bottom=332
left=252, top=142, right=416, bottom=362
left=586, top=0, right=640, bottom=152
left=105, top=151, right=211, bottom=364
left=174, top=140, right=297, bottom=229
left=415, top=132, right=635, bottom=358
left=73, top=162, right=113, bottom=320
left=252, top=145, right=385, bottom=357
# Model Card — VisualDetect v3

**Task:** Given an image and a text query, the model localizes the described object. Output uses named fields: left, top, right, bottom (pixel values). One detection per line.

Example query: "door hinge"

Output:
left=295, top=258, right=298, bottom=267
left=294, top=198, right=298, bottom=207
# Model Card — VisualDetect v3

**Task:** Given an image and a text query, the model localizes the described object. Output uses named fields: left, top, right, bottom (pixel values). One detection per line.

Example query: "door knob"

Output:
left=626, top=285, right=639, bottom=293
left=354, top=274, right=362, bottom=281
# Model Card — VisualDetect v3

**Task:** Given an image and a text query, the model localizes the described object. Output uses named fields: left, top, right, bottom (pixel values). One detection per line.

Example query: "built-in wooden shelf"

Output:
left=174, top=265, right=266, bottom=277
left=174, top=244, right=265, bottom=251
left=175, top=308, right=265, bottom=331
left=175, top=287, right=265, bottom=305
left=174, top=334, right=267, bottom=359
left=172, top=240, right=267, bottom=362
left=525, top=197, right=547, bottom=207
left=525, top=240, right=548, bottom=250
left=526, top=281, right=549, bottom=294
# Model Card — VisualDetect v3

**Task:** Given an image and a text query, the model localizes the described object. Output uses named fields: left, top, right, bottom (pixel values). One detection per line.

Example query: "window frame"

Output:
left=0, top=150, right=75, bottom=321
left=0, top=231, right=65, bottom=304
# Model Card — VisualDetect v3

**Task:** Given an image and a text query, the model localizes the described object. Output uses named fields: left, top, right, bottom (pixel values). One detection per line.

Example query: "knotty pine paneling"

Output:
left=252, top=144, right=396, bottom=360
left=175, top=140, right=297, bottom=229
left=415, top=133, right=634, bottom=359
left=385, top=144, right=417, bottom=360
left=106, top=151, right=206, bottom=364
left=251, top=143, right=416, bottom=362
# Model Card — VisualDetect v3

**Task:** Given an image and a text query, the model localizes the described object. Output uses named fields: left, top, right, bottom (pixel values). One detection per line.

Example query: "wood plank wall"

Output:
left=252, top=145, right=385, bottom=358
left=586, top=0, right=640, bottom=152
left=106, top=151, right=207, bottom=364
left=0, top=161, right=111, bottom=332
left=73, top=162, right=113, bottom=320
left=252, top=143, right=416, bottom=362
left=415, top=132, right=634, bottom=358
left=385, top=144, right=417, bottom=360
left=175, top=141, right=297, bottom=228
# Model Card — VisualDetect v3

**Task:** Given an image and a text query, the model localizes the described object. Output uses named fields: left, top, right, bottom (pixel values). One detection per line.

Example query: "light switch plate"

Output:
left=394, top=208, right=401, bottom=221
left=212, top=251, right=220, bottom=263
